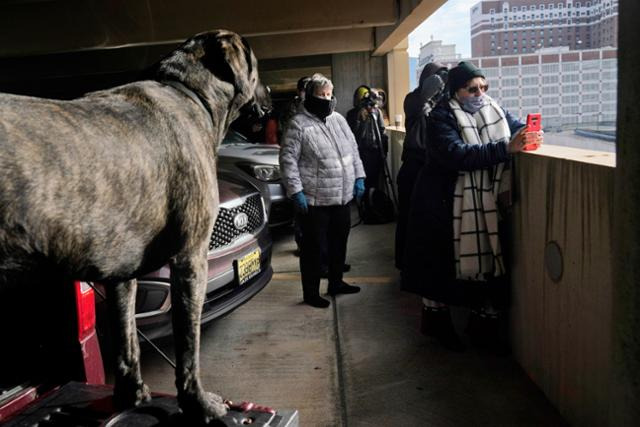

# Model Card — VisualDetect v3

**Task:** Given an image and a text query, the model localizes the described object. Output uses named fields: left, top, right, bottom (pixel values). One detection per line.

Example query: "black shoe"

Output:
left=327, top=281, right=360, bottom=296
left=320, top=264, right=351, bottom=278
left=466, top=312, right=510, bottom=356
left=303, top=295, right=330, bottom=308
left=422, top=308, right=465, bottom=352
left=465, top=311, right=489, bottom=347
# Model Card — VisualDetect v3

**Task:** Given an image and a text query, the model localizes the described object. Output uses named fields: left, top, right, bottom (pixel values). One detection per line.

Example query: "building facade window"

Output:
left=501, top=78, right=519, bottom=86
left=583, top=93, right=600, bottom=102
left=563, top=95, right=580, bottom=104
left=562, top=62, right=581, bottom=72
left=583, top=83, right=600, bottom=92
left=502, top=88, right=520, bottom=97
left=564, top=84, right=580, bottom=93
left=562, top=105, right=580, bottom=114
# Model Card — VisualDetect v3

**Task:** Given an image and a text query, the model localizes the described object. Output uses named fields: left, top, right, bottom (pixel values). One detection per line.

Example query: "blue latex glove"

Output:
left=292, top=191, right=308, bottom=214
left=353, top=178, right=365, bottom=201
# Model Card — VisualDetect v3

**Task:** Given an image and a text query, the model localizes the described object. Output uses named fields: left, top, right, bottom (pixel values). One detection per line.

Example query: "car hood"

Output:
left=217, top=172, right=260, bottom=206
left=218, top=143, right=280, bottom=166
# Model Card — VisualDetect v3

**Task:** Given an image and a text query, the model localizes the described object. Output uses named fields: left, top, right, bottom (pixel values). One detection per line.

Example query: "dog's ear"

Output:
left=198, top=31, right=258, bottom=104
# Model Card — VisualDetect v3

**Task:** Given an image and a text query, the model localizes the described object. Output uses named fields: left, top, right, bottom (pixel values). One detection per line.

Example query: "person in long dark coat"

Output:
left=401, top=61, right=543, bottom=352
left=395, top=62, right=448, bottom=269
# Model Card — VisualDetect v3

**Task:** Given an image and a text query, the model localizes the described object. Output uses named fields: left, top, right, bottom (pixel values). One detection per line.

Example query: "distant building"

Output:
left=409, top=57, right=419, bottom=90
left=470, top=0, right=619, bottom=57
left=412, top=1, right=617, bottom=129
left=416, top=38, right=461, bottom=84
left=440, top=47, right=617, bottom=129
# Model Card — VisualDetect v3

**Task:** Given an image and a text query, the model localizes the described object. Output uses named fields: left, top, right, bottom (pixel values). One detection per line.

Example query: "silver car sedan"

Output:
left=218, top=130, right=293, bottom=227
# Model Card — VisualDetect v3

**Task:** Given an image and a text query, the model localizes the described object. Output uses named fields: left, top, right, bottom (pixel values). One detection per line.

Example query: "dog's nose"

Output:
left=252, top=102, right=265, bottom=119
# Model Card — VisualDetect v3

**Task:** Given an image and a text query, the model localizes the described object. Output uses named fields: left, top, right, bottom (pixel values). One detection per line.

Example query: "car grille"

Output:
left=209, top=194, right=264, bottom=250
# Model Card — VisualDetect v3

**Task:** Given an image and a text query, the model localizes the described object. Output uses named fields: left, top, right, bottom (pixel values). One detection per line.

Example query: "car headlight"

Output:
left=239, top=163, right=281, bottom=182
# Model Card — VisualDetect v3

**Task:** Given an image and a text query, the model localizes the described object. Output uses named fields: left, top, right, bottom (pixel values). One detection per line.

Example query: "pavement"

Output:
left=140, top=215, right=567, bottom=426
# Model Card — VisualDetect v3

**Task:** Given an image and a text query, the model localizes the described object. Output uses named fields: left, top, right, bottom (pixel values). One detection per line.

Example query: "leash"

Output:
left=86, top=282, right=177, bottom=369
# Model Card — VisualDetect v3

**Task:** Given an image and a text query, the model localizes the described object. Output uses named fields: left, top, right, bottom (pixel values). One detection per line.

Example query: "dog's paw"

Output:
left=180, top=390, right=228, bottom=425
left=113, top=381, right=151, bottom=409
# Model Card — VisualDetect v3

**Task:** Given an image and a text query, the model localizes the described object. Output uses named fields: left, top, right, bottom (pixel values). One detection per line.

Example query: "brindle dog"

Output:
left=0, top=30, right=261, bottom=424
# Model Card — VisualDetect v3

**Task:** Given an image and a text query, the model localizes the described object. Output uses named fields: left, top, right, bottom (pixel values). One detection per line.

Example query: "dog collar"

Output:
left=162, top=80, right=215, bottom=130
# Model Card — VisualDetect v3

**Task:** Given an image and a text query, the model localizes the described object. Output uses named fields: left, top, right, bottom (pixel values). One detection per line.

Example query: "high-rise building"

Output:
left=470, top=0, right=618, bottom=57
left=461, top=47, right=617, bottom=129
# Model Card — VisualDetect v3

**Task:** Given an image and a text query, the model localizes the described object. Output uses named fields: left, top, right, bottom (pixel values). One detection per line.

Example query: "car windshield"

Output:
left=222, top=130, right=250, bottom=145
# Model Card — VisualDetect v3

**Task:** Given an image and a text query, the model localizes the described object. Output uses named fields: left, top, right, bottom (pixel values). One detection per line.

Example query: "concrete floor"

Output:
left=140, top=217, right=567, bottom=426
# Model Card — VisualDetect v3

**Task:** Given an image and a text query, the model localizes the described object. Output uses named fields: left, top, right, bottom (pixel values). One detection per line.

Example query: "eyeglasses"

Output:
left=465, top=84, right=489, bottom=94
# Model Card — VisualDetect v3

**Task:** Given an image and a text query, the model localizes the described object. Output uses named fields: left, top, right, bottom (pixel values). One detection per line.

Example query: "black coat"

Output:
left=400, top=102, right=524, bottom=306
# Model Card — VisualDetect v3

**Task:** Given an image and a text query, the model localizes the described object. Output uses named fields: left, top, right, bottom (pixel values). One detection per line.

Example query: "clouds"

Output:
left=408, top=0, right=479, bottom=58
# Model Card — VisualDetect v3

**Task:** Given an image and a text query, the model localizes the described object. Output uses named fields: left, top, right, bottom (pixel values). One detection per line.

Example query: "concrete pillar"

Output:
left=385, top=38, right=409, bottom=129
left=610, top=0, right=640, bottom=424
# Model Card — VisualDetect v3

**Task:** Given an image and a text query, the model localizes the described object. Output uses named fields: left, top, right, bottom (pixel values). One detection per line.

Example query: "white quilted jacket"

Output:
left=279, top=107, right=365, bottom=206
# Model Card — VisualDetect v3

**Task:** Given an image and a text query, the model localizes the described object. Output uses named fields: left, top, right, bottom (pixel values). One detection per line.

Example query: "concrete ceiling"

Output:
left=0, top=0, right=446, bottom=59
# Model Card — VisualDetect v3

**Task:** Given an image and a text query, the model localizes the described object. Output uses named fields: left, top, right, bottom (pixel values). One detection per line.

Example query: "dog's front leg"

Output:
left=105, top=279, right=151, bottom=408
left=170, top=253, right=227, bottom=424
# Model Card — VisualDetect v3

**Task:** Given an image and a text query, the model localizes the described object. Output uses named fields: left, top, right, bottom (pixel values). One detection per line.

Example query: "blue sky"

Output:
left=408, top=0, right=479, bottom=58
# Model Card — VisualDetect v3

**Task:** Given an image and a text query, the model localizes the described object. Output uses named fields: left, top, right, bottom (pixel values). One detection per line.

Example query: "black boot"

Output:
left=421, top=307, right=465, bottom=352
left=303, top=295, right=330, bottom=308
left=327, top=281, right=360, bottom=295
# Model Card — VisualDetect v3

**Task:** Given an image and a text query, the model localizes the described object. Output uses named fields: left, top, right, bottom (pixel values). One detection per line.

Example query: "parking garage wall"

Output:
left=331, top=51, right=386, bottom=117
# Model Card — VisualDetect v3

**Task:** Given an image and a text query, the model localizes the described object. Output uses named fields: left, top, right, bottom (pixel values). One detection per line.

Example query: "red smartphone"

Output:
left=523, top=113, right=541, bottom=151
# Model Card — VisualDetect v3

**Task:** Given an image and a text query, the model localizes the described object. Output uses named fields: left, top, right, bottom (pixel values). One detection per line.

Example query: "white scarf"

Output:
left=449, top=96, right=511, bottom=280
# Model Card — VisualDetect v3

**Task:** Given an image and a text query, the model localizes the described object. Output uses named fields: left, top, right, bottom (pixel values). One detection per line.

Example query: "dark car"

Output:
left=218, top=130, right=294, bottom=227
left=94, top=172, right=273, bottom=340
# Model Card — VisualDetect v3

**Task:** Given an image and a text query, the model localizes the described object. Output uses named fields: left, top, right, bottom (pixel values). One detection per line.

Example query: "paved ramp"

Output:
left=140, top=220, right=566, bottom=426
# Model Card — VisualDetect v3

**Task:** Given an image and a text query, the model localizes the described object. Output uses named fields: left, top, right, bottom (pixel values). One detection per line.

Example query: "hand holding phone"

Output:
left=523, top=113, right=542, bottom=151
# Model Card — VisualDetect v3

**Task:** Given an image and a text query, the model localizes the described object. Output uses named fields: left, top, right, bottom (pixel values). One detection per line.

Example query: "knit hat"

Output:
left=448, top=61, right=485, bottom=96
left=352, top=84, right=371, bottom=107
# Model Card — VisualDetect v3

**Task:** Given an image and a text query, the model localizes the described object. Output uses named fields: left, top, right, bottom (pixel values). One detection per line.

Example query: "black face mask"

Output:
left=304, top=95, right=337, bottom=120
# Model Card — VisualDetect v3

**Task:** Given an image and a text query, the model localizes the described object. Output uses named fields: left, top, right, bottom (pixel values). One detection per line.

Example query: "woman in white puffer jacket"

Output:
left=279, top=73, right=366, bottom=308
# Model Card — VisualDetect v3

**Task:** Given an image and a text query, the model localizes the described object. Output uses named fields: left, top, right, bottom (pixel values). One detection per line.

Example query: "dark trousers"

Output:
left=298, top=204, right=351, bottom=298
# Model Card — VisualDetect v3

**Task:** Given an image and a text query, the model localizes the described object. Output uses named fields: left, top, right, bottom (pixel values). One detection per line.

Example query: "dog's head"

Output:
left=156, top=30, right=261, bottom=129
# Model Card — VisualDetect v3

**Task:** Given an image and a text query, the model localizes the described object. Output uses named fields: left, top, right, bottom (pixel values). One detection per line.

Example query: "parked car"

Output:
left=90, top=171, right=273, bottom=341
left=218, top=130, right=294, bottom=227
left=128, top=171, right=273, bottom=340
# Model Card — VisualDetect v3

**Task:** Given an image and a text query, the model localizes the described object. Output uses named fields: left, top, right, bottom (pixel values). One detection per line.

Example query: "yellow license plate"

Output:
left=235, top=249, right=261, bottom=285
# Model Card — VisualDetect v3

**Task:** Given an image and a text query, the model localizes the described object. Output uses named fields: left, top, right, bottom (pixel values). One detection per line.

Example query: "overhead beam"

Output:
left=248, top=28, right=374, bottom=60
left=0, top=0, right=396, bottom=58
left=373, top=0, right=446, bottom=56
